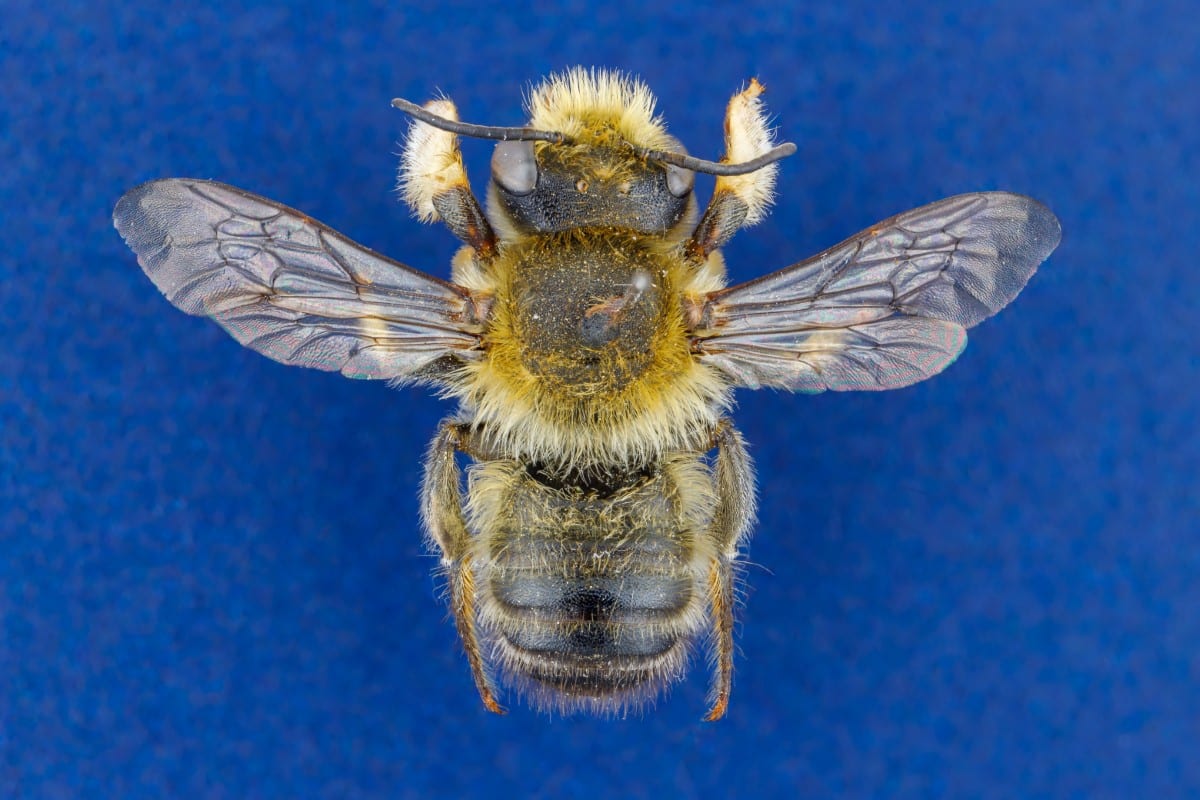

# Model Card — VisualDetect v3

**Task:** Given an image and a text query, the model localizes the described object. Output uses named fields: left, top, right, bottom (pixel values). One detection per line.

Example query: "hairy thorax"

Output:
left=511, top=230, right=668, bottom=394
left=459, top=231, right=730, bottom=467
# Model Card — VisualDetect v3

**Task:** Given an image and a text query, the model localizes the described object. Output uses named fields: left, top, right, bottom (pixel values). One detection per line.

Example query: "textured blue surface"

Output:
left=3, top=2, right=1198, bottom=798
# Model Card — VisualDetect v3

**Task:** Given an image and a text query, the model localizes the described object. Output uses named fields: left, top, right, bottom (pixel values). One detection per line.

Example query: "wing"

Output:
left=691, top=192, right=1061, bottom=392
left=113, top=178, right=485, bottom=381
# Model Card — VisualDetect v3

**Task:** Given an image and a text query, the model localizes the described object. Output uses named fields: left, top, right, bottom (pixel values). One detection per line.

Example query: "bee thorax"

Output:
left=508, top=235, right=668, bottom=394
left=580, top=269, right=653, bottom=345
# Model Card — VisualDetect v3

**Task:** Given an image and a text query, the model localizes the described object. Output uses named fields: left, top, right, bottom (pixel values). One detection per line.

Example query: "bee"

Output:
left=114, top=68, right=1061, bottom=720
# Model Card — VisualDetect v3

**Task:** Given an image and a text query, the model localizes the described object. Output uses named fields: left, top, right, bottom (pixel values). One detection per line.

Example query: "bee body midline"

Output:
left=115, top=67, right=1060, bottom=719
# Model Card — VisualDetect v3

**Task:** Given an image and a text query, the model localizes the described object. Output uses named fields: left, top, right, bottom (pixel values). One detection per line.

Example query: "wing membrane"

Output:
left=114, top=179, right=483, bottom=381
left=693, top=192, right=1061, bottom=391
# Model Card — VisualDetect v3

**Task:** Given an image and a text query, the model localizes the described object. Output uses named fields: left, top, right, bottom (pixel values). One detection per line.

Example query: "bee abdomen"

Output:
left=487, top=574, right=698, bottom=704
left=468, top=457, right=716, bottom=712
left=493, top=573, right=693, bottom=620
left=493, top=575, right=693, bottom=650
left=510, top=640, right=691, bottom=700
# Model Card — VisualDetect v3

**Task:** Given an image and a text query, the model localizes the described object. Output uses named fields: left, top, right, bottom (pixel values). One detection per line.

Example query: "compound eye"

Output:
left=664, top=163, right=694, bottom=198
left=492, top=140, right=538, bottom=196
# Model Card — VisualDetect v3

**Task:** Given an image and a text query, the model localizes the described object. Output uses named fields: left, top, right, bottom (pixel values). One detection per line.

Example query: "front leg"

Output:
left=399, top=98, right=498, bottom=260
left=421, top=420, right=503, bottom=714
left=686, top=79, right=781, bottom=262
left=701, top=418, right=757, bottom=721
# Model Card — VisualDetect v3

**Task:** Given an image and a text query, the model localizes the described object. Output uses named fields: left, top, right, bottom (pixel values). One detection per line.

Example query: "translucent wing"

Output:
left=691, top=192, right=1061, bottom=392
left=113, top=178, right=484, bottom=381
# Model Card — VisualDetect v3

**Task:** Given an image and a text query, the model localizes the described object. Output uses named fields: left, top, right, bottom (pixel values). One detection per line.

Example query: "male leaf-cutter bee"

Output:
left=114, top=68, right=1060, bottom=720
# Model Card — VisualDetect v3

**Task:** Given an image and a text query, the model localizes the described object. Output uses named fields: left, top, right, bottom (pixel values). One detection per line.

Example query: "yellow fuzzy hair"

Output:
left=397, top=98, right=471, bottom=223
left=714, top=79, right=780, bottom=225
left=526, top=67, right=677, bottom=153
left=439, top=237, right=733, bottom=469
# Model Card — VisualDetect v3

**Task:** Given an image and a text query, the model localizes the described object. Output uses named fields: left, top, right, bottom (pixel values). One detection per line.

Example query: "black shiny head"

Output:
left=490, top=140, right=694, bottom=234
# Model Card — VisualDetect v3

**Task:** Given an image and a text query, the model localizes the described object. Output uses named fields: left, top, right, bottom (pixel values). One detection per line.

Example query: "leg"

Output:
left=421, top=420, right=504, bottom=714
left=702, top=419, right=757, bottom=721
left=399, top=98, right=497, bottom=259
left=686, top=79, right=781, bottom=262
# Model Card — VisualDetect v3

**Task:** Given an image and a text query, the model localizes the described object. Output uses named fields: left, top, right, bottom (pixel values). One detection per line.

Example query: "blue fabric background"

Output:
left=3, top=1, right=1197, bottom=797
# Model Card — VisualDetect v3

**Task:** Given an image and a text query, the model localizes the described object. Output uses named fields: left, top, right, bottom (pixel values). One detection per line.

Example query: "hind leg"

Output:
left=701, top=419, right=756, bottom=721
left=421, top=420, right=504, bottom=714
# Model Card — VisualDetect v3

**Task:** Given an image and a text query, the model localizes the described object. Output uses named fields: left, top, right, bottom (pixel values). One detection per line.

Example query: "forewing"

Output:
left=113, top=178, right=483, bottom=381
left=693, top=192, right=1061, bottom=391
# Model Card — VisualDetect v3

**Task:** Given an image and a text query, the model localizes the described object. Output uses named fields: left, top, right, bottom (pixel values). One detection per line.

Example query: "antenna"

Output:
left=391, top=98, right=567, bottom=143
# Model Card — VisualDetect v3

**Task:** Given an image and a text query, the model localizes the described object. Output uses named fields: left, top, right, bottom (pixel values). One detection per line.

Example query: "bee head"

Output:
left=489, top=137, right=695, bottom=235
left=393, top=68, right=795, bottom=240
left=487, top=70, right=693, bottom=235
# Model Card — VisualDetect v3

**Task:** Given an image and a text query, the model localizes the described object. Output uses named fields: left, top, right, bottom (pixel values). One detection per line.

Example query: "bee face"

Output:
left=114, top=67, right=1060, bottom=720
left=490, top=139, right=695, bottom=234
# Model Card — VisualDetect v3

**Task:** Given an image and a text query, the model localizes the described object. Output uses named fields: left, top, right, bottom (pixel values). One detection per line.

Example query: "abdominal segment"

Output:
left=467, top=458, right=714, bottom=713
